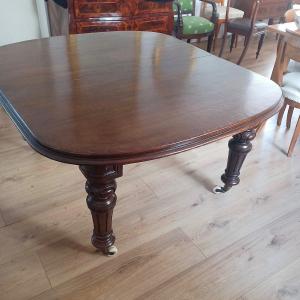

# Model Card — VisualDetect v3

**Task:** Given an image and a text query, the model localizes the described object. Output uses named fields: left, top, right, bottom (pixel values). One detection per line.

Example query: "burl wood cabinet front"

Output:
left=68, top=0, right=174, bottom=34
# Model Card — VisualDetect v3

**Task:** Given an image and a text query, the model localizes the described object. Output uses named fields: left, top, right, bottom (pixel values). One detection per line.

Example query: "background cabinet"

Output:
left=68, top=0, right=174, bottom=34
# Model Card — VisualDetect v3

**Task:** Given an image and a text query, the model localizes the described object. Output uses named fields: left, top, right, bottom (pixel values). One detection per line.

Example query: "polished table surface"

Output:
left=0, top=32, right=282, bottom=164
left=0, top=32, right=283, bottom=255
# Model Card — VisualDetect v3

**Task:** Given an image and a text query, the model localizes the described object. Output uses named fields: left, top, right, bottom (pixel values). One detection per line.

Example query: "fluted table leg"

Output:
left=213, top=129, right=257, bottom=194
left=80, top=164, right=123, bottom=255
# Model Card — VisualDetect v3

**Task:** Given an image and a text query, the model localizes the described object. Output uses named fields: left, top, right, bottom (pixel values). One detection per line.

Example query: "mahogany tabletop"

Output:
left=0, top=31, right=283, bottom=165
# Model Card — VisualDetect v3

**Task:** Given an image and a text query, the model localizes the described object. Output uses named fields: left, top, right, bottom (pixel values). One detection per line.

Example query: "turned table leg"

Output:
left=213, top=129, right=256, bottom=194
left=79, top=164, right=123, bottom=256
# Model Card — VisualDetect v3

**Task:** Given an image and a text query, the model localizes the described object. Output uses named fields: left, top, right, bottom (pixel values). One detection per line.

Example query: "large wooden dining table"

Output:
left=0, top=32, right=282, bottom=256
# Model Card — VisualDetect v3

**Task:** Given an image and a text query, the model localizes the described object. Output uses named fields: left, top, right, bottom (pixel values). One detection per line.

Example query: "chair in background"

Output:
left=272, top=33, right=300, bottom=156
left=219, top=0, right=268, bottom=65
left=201, top=0, right=244, bottom=51
left=173, top=0, right=218, bottom=52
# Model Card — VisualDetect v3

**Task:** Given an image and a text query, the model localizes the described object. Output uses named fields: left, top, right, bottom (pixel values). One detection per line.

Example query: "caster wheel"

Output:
left=106, top=245, right=118, bottom=257
left=213, top=186, right=225, bottom=194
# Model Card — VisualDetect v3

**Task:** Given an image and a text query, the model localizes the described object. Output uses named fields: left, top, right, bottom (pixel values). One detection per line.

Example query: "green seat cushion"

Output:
left=173, top=0, right=194, bottom=14
left=182, top=16, right=214, bottom=35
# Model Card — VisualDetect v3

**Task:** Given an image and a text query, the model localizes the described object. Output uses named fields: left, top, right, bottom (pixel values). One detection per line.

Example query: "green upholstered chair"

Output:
left=173, top=0, right=218, bottom=52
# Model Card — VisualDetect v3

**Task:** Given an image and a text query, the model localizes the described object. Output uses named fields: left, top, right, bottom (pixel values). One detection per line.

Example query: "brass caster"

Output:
left=106, top=245, right=118, bottom=256
left=213, top=186, right=226, bottom=194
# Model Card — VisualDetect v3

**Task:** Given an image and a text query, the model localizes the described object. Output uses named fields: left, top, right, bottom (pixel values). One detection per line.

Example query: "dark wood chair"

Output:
left=219, top=0, right=268, bottom=65
left=201, top=0, right=244, bottom=51
left=173, top=0, right=218, bottom=52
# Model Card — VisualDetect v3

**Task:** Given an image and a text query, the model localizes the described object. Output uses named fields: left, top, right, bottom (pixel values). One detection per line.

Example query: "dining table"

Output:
left=0, top=31, right=283, bottom=256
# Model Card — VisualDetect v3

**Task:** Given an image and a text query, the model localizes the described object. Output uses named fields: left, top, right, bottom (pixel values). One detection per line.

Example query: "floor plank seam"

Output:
left=0, top=208, right=7, bottom=227
left=140, top=177, right=162, bottom=201
left=230, top=253, right=300, bottom=300
left=140, top=206, right=300, bottom=299
left=35, top=251, right=54, bottom=290
left=180, top=227, right=208, bottom=259
left=201, top=205, right=300, bottom=259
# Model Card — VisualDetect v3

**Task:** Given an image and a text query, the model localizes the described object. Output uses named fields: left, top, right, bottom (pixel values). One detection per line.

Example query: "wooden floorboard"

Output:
left=0, top=35, right=300, bottom=300
left=33, top=229, right=205, bottom=300
left=240, top=256, right=300, bottom=300
left=139, top=209, right=300, bottom=300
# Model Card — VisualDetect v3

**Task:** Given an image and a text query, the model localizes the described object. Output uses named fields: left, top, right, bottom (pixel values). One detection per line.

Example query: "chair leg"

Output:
left=288, top=116, right=300, bottom=157
left=287, top=106, right=294, bottom=129
left=207, top=34, right=213, bottom=53
left=237, top=35, right=252, bottom=65
left=256, top=33, right=265, bottom=59
left=219, top=28, right=228, bottom=58
left=230, top=34, right=236, bottom=53
left=276, top=17, right=285, bottom=40
left=213, top=23, right=221, bottom=52
left=277, top=100, right=287, bottom=126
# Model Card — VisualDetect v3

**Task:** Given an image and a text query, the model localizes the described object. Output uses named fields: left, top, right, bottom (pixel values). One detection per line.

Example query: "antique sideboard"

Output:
left=68, top=0, right=174, bottom=34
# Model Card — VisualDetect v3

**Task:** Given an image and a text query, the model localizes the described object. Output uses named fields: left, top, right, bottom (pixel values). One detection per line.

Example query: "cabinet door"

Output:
left=73, top=0, right=131, bottom=18
left=133, top=0, right=173, bottom=15
left=76, top=21, right=132, bottom=33
left=134, top=16, right=171, bottom=33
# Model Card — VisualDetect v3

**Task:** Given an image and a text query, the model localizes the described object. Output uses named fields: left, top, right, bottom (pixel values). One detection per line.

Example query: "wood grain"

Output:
left=0, top=210, right=5, bottom=228
left=0, top=253, right=51, bottom=300
left=0, top=31, right=282, bottom=165
left=68, top=0, right=174, bottom=35
left=139, top=209, right=300, bottom=300
left=33, top=229, right=205, bottom=300
left=240, top=256, right=300, bottom=299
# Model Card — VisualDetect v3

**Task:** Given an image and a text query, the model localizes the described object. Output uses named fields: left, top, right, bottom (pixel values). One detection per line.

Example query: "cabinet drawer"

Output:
left=134, top=0, right=172, bottom=15
left=76, top=21, right=132, bottom=33
left=134, top=16, right=171, bottom=33
left=73, top=0, right=131, bottom=18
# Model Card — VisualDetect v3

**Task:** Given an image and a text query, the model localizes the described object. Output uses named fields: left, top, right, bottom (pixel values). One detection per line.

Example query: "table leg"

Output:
left=213, top=129, right=256, bottom=194
left=79, top=164, right=123, bottom=256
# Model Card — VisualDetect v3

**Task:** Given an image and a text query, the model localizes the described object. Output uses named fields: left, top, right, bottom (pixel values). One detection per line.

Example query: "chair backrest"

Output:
left=173, top=0, right=195, bottom=15
left=230, top=0, right=259, bottom=18
left=272, top=34, right=300, bottom=85
left=225, top=0, right=260, bottom=27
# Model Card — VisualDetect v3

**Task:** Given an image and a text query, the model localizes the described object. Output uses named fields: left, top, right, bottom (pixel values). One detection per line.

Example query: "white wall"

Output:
left=0, top=0, right=45, bottom=46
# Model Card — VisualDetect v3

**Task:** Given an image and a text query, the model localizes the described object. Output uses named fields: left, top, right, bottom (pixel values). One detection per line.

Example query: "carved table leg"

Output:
left=79, top=165, right=123, bottom=255
left=213, top=129, right=256, bottom=194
